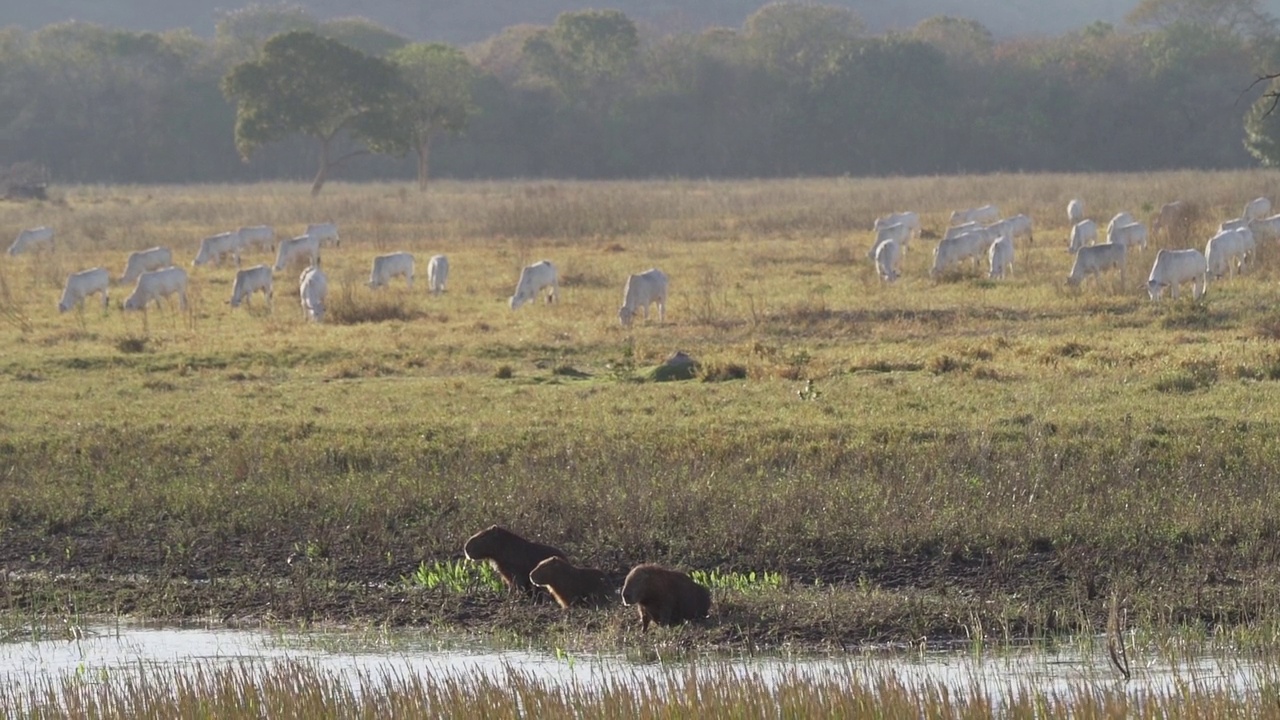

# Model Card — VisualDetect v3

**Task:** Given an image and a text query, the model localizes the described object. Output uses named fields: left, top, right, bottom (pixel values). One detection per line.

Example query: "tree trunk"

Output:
left=311, top=136, right=332, bottom=197
left=416, top=138, right=431, bottom=192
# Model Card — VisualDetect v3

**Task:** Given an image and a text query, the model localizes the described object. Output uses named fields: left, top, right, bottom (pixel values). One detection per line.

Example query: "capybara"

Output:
left=620, top=563, right=712, bottom=630
left=528, top=557, right=615, bottom=609
left=463, top=525, right=566, bottom=593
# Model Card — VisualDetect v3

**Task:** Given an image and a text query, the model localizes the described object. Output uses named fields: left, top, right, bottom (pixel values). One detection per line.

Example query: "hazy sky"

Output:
left=11, top=1, right=1280, bottom=43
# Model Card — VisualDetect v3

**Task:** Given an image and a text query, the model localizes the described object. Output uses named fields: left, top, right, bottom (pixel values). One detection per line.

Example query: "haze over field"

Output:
left=14, top=0, right=1280, bottom=41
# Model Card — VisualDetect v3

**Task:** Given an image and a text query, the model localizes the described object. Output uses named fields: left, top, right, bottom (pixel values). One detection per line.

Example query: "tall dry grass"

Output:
left=4, top=655, right=1278, bottom=719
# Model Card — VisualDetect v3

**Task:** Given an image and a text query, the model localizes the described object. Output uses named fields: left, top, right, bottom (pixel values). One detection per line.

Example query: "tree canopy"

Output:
left=221, top=30, right=399, bottom=195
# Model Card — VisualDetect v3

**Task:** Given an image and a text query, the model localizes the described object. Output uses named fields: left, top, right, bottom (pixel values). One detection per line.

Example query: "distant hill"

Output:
left=14, top=0, right=1279, bottom=43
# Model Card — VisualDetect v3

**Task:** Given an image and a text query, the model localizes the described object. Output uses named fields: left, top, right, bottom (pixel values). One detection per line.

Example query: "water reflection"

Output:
left=0, top=623, right=1262, bottom=703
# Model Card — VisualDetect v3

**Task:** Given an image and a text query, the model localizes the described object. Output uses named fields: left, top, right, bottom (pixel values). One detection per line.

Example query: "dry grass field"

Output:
left=4, top=172, right=1280, bottom=649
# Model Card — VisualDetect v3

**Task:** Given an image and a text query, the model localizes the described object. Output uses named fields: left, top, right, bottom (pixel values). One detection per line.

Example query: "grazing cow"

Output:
left=988, top=234, right=1014, bottom=279
left=229, top=264, right=274, bottom=308
left=1247, top=213, right=1280, bottom=242
left=305, top=222, right=339, bottom=247
left=427, top=254, right=449, bottom=296
left=274, top=234, right=320, bottom=272
left=237, top=225, right=275, bottom=252
left=1068, top=219, right=1098, bottom=253
left=874, top=238, right=902, bottom=283
left=1205, top=227, right=1255, bottom=280
left=367, top=252, right=414, bottom=290
left=193, top=231, right=241, bottom=267
left=1106, top=212, right=1135, bottom=236
left=509, top=260, right=558, bottom=310
left=1151, top=201, right=1193, bottom=243
left=943, top=221, right=981, bottom=241
left=931, top=231, right=989, bottom=276
left=8, top=226, right=53, bottom=256
left=1067, top=199, right=1084, bottom=225
left=1067, top=243, right=1127, bottom=287
left=1219, top=217, right=1250, bottom=234
left=1243, top=197, right=1272, bottom=221
left=120, top=246, right=173, bottom=284
left=866, top=222, right=910, bottom=260
left=988, top=214, right=1033, bottom=244
left=123, top=266, right=188, bottom=311
left=1147, top=248, right=1206, bottom=301
left=1107, top=221, right=1148, bottom=251
left=299, top=264, right=328, bottom=322
left=874, top=211, right=921, bottom=240
left=950, top=204, right=1001, bottom=226
left=57, top=267, right=110, bottom=313
left=618, top=268, right=669, bottom=327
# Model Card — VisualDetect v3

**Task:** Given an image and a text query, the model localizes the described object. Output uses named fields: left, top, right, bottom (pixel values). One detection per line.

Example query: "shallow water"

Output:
left=0, top=622, right=1263, bottom=704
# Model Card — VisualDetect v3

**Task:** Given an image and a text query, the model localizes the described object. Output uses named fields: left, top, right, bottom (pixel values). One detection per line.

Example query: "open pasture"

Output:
left=5, top=172, right=1280, bottom=648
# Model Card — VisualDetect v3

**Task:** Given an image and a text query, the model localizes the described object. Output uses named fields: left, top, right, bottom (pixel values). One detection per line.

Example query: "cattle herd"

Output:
left=15, top=192, right=1272, bottom=327
left=872, top=195, right=1277, bottom=300
left=463, top=524, right=712, bottom=631
left=5, top=222, right=672, bottom=326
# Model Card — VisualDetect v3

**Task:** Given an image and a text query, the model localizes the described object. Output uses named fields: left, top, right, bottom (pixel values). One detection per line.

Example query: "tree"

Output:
left=743, top=2, right=866, bottom=79
left=1125, top=0, right=1277, bottom=39
left=221, top=30, right=399, bottom=196
left=1244, top=78, right=1280, bottom=165
left=523, top=10, right=639, bottom=106
left=377, top=43, right=478, bottom=190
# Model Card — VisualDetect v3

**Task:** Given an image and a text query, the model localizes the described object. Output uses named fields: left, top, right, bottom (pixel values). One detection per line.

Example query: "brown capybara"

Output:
left=463, top=525, right=566, bottom=593
left=620, top=563, right=712, bottom=631
left=528, top=557, right=615, bottom=609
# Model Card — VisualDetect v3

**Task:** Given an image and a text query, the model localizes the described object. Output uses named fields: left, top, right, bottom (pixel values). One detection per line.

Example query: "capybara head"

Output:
left=529, top=556, right=571, bottom=587
left=463, top=525, right=511, bottom=562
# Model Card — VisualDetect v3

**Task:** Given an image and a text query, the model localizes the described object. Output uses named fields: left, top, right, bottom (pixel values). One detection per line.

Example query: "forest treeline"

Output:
left=3, top=1, right=1280, bottom=186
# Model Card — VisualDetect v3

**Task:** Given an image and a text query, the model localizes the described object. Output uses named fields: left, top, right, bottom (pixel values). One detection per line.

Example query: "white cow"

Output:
left=123, top=266, right=188, bottom=311
left=931, top=231, right=988, bottom=276
left=989, top=214, right=1033, bottom=244
left=1243, top=197, right=1272, bottom=221
left=988, top=235, right=1014, bottom=279
left=1106, top=212, right=1135, bottom=236
left=57, top=267, right=110, bottom=313
left=8, top=226, right=53, bottom=256
left=1205, top=227, right=1255, bottom=280
left=120, top=246, right=173, bottom=284
left=299, top=264, right=328, bottom=322
left=1147, top=248, right=1206, bottom=301
left=1247, top=213, right=1280, bottom=242
left=950, top=204, right=1001, bottom=226
left=305, top=222, right=340, bottom=247
left=427, top=254, right=449, bottom=296
left=1219, top=217, right=1250, bottom=233
left=1067, top=199, right=1084, bottom=225
left=193, top=231, right=242, bottom=267
left=273, top=234, right=320, bottom=272
left=874, top=238, right=902, bottom=283
left=943, top=221, right=981, bottom=241
left=866, top=222, right=910, bottom=260
left=509, top=260, right=558, bottom=309
left=1107, top=221, right=1148, bottom=250
left=1068, top=219, right=1098, bottom=253
left=874, top=211, right=921, bottom=240
left=237, top=225, right=275, bottom=252
left=618, top=268, right=668, bottom=327
left=229, top=264, right=274, bottom=308
left=367, top=252, right=414, bottom=290
left=1067, top=243, right=1127, bottom=287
